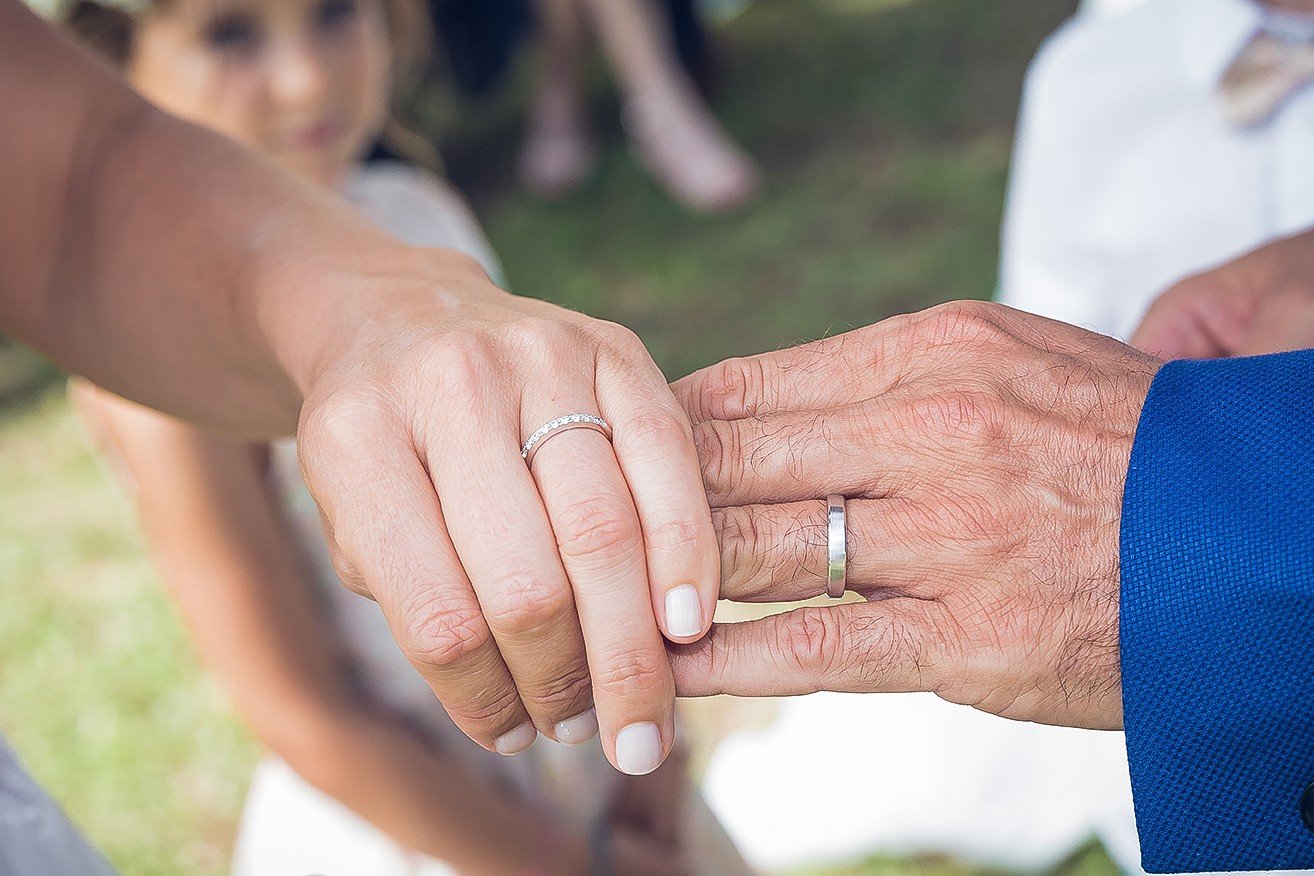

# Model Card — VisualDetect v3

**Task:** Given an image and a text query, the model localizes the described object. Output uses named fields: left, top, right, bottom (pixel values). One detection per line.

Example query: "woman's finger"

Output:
left=713, top=498, right=946, bottom=602
left=525, top=403, right=677, bottom=776
left=298, top=392, right=534, bottom=754
left=430, top=402, right=601, bottom=752
left=595, top=335, right=720, bottom=644
left=669, top=601, right=945, bottom=698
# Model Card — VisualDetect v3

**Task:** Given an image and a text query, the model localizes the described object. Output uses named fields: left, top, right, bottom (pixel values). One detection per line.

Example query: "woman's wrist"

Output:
left=252, top=240, right=505, bottom=403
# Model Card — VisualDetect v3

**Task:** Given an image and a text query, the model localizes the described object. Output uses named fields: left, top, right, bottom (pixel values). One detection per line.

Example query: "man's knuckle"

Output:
left=946, top=299, right=999, bottom=327
left=924, top=300, right=1005, bottom=348
left=780, top=607, right=841, bottom=677
left=697, top=357, right=762, bottom=420
left=713, top=508, right=755, bottom=580
left=850, top=611, right=928, bottom=688
left=456, top=685, right=525, bottom=727
left=694, top=420, right=743, bottom=492
left=907, top=389, right=1004, bottom=444
left=934, top=494, right=1007, bottom=544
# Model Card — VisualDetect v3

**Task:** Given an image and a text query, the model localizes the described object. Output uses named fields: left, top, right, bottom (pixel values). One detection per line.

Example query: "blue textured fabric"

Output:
left=1121, top=349, right=1314, bottom=873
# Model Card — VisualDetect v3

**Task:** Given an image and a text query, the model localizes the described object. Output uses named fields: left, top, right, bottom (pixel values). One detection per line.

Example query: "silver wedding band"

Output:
left=826, top=494, right=847, bottom=599
left=522, top=414, right=613, bottom=465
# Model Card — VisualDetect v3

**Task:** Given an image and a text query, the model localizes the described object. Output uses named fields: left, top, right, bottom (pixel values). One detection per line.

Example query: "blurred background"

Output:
left=0, top=0, right=1123, bottom=872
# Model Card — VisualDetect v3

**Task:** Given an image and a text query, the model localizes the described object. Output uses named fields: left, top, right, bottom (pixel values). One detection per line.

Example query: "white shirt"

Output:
left=998, top=0, right=1314, bottom=340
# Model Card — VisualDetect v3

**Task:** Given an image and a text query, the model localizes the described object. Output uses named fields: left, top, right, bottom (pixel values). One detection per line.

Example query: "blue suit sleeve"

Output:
left=1121, top=349, right=1314, bottom=872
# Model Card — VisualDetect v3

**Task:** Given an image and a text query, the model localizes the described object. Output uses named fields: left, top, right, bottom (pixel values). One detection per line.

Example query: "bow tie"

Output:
left=1217, top=31, right=1314, bottom=129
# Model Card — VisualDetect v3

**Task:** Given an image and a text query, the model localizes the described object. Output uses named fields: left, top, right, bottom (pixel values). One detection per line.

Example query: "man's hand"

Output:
left=669, top=302, right=1162, bottom=729
left=1133, top=228, right=1314, bottom=359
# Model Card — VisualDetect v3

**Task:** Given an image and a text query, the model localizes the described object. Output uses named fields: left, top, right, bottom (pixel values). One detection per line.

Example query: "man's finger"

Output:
left=672, top=327, right=910, bottom=425
left=713, top=498, right=946, bottom=602
left=691, top=401, right=946, bottom=507
left=673, top=302, right=1087, bottom=426
left=669, top=602, right=943, bottom=697
left=526, top=411, right=677, bottom=776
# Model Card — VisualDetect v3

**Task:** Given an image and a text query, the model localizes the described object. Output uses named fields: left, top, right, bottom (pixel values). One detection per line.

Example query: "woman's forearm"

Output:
left=0, top=0, right=480, bottom=434
left=4, top=2, right=705, bottom=781
left=277, top=710, right=589, bottom=874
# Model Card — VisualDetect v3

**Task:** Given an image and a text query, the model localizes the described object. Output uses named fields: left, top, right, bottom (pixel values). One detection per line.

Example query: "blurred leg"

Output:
left=519, top=0, right=599, bottom=195
left=583, top=0, right=758, bottom=212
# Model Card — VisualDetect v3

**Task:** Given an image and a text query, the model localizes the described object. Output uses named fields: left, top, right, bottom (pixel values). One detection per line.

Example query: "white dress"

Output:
left=232, top=161, right=750, bottom=876
left=706, top=2, right=1314, bottom=874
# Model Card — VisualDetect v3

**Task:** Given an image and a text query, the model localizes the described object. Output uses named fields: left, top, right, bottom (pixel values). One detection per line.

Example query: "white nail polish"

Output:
left=554, top=709, right=599, bottom=745
left=664, top=585, right=702, bottom=638
left=614, top=723, right=662, bottom=775
left=494, top=723, right=537, bottom=755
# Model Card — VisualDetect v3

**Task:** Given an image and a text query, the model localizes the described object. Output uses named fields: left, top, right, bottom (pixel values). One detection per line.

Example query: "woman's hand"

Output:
left=669, top=302, right=1161, bottom=729
left=281, top=249, right=718, bottom=774
left=2, top=0, right=715, bottom=776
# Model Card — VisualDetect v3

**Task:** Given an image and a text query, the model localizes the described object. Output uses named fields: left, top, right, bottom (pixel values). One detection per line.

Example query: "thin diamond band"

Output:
left=521, top=414, right=614, bottom=464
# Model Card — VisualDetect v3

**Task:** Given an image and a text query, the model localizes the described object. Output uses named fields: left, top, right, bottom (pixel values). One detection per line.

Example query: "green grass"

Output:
left=0, top=390, right=259, bottom=874
left=790, top=841, right=1118, bottom=876
left=0, top=1, right=1120, bottom=873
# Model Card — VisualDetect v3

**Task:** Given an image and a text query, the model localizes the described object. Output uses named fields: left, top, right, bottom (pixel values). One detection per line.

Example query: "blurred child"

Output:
left=999, top=0, right=1314, bottom=872
left=52, top=0, right=750, bottom=870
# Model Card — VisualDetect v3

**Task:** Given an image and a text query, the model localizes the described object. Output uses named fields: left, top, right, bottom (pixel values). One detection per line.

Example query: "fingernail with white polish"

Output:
left=495, top=723, right=537, bottom=755
left=664, top=585, right=702, bottom=638
left=554, top=709, right=599, bottom=745
left=615, top=723, right=663, bottom=775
